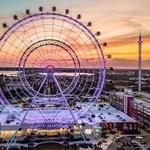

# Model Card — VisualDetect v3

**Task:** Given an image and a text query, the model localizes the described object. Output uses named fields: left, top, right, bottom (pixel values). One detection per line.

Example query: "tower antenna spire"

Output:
left=138, top=29, right=142, bottom=92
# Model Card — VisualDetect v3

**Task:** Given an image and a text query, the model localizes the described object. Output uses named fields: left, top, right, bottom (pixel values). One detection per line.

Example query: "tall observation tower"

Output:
left=138, top=30, right=142, bottom=92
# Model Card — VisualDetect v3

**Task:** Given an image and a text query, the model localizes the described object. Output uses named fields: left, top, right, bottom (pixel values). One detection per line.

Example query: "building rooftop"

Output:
left=0, top=103, right=136, bottom=130
left=78, top=103, right=136, bottom=125
left=115, top=92, right=150, bottom=108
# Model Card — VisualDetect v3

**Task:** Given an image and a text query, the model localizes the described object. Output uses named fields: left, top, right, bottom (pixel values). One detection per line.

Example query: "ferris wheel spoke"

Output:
left=30, top=19, right=47, bottom=62
left=0, top=50, right=22, bottom=61
left=41, top=15, right=49, bottom=61
left=49, top=76, right=53, bottom=95
left=31, top=51, right=48, bottom=65
left=67, top=29, right=84, bottom=48
left=20, top=52, right=44, bottom=68
left=54, top=75, right=69, bottom=90
left=0, top=59, right=18, bottom=66
left=58, top=19, right=65, bottom=40
left=64, top=23, right=74, bottom=45
left=55, top=74, right=71, bottom=87
left=47, top=77, right=51, bottom=95
left=53, top=77, right=63, bottom=95
left=1, top=41, right=45, bottom=68
left=32, top=73, right=48, bottom=96
left=21, top=24, right=48, bottom=63
left=10, top=31, right=32, bottom=49
left=27, top=78, right=47, bottom=107
left=6, top=32, right=48, bottom=65
left=50, top=17, right=55, bottom=60
left=45, top=78, right=50, bottom=95
left=2, top=39, right=21, bottom=53
left=23, top=61, right=42, bottom=69
left=31, top=76, right=45, bottom=89
left=52, top=74, right=88, bottom=143
left=49, top=76, right=55, bottom=95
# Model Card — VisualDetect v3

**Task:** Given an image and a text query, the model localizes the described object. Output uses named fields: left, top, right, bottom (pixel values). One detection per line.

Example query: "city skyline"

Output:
left=0, top=0, right=150, bottom=69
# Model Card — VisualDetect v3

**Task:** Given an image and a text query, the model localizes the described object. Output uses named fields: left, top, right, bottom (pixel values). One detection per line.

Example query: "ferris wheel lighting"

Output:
left=77, top=14, right=81, bottom=19
left=65, top=9, right=69, bottom=14
left=0, top=9, right=106, bottom=148
left=52, top=6, right=56, bottom=12
left=39, top=6, right=43, bottom=12
left=26, top=9, right=30, bottom=15
left=13, top=15, right=19, bottom=20
left=0, top=9, right=105, bottom=125
left=2, top=23, right=8, bottom=28
left=87, top=22, right=92, bottom=27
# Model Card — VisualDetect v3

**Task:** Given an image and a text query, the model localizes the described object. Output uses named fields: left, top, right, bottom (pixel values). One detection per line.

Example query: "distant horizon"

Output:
left=0, top=67, right=150, bottom=70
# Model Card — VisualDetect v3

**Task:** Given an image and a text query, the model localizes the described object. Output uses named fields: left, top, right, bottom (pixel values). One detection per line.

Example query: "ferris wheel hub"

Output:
left=45, top=65, right=56, bottom=74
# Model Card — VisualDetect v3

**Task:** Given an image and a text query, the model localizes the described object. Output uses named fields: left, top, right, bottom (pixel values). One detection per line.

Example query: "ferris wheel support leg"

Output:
left=32, top=74, right=50, bottom=123
left=33, top=101, right=49, bottom=123
left=50, top=101, right=66, bottom=122
left=6, top=74, right=48, bottom=150
left=53, top=75, right=88, bottom=144
left=6, top=103, right=33, bottom=150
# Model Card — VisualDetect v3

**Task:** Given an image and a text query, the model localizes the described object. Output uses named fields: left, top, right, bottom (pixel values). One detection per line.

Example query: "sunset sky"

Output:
left=0, top=0, right=150, bottom=69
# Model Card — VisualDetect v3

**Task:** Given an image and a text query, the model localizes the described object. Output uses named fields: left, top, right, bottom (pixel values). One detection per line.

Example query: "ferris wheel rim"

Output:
left=18, top=39, right=81, bottom=98
left=0, top=11, right=106, bottom=120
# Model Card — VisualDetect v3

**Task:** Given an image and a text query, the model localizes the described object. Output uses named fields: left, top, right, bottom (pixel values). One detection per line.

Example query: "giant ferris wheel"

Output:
left=0, top=6, right=105, bottom=141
